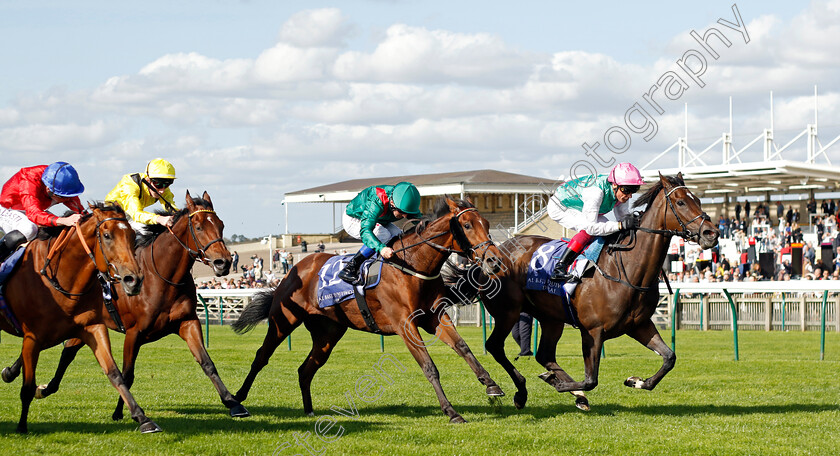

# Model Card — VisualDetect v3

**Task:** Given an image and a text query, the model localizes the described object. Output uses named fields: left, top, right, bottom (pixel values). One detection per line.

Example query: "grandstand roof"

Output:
left=641, top=160, right=840, bottom=198
left=285, top=169, right=558, bottom=203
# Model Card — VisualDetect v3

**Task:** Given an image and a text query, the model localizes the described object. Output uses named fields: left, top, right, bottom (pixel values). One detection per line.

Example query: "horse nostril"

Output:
left=123, top=275, right=135, bottom=286
left=213, top=259, right=230, bottom=269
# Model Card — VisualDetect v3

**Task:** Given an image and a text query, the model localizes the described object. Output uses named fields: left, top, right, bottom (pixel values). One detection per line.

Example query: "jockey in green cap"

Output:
left=337, top=181, right=422, bottom=284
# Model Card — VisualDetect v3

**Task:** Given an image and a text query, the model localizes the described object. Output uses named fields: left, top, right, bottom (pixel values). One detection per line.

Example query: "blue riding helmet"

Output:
left=41, top=162, right=85, bottom=197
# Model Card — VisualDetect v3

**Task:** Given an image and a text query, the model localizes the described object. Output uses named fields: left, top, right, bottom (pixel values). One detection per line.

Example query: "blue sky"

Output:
left=1, top=1, right=836, bottom=237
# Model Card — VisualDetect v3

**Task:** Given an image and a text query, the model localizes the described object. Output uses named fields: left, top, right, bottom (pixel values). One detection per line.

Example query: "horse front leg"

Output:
left=16, top=335, right=39, bottom=434
left=483, top=311, right=528, bottom=409
left=551, top=327, right=603, bottom=393
left=1, top=355, right=22, bottom=383
left=533, top=321, right=589, bottom=411
left=399, top=321, right=465, bottom=423
left=623, top=320, right=676, bottom=390
left=179, top=319, right=250, bottom=417
left=79, top=324, right=161, bottom=433
left=433, top=315, right=504, bottom=399
left=35, top=338, right=84, bottom=399
left=111, top=329, right=142, bottom=421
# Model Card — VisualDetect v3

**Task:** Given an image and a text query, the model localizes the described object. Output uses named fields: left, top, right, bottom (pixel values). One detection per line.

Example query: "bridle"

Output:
left=150, top=208, right=226, bottom=286
left=41, top=212, right=132, bottom=297
left=388, top=207, right=494, bottom=279
left=598, top=184, right=713, bottom=292
left=636, top=185, right=711, bottom=243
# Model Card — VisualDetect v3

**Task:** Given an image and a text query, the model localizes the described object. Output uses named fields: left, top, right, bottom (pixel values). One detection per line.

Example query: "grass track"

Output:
left=0, top=326, right=838, bottom=455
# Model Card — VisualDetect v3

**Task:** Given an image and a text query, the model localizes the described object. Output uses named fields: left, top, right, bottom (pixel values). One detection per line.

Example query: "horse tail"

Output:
left=232, top=289, right=276, bottom=334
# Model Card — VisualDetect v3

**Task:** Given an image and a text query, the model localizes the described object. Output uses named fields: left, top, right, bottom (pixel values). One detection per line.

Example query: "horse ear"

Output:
left=185, top=190, right=196, bottom=211
left=202, top=191, right=213, bottom=208
left=676, top=171, right=684, bottom=183
left=446, top=197, right=459, bottom=212
left=658, top=172, right=671, bottom=189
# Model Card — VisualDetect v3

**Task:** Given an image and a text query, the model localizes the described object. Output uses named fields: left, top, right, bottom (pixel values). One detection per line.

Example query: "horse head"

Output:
left=182, top=190, right=232, bottom=276
left=641, top=173, right=719, bottom=249
left=441, top=197, right=503, bottom=276
left=87, top=202, right=144, bottom=295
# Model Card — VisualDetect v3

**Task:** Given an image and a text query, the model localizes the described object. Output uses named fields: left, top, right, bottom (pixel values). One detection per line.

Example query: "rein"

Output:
left=599, top=184, right=710, bottom=293
left=40, top=216, right=130, bottom=297
left=385, top=207, right=490, bottom=280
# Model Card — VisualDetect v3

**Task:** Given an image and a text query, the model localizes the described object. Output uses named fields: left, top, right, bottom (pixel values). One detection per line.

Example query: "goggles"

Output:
left=150, top=178, right=174, bottom=189
left=618, top=185, right=640, bottom=195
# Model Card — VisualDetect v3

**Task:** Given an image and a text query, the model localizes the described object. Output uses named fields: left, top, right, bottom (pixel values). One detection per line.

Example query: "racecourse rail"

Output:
left=195, top=281, right=840, bottom=361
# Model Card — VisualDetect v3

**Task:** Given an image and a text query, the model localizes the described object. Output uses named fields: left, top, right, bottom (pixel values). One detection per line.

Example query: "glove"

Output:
left=620, top=214, right=639, bottom=231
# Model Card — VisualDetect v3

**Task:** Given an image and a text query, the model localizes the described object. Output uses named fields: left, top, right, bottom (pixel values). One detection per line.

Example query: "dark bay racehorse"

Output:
left=478, top=173, right=719, bottom=410
left=232, top=198, right=504, bottom=423
left=2, top=191, right=248, bottom=419
left=0, top=202, right=161, bottom=433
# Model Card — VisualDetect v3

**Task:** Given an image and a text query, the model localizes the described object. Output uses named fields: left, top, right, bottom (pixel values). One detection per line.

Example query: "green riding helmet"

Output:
left=391, top=182, right=422, bottom=217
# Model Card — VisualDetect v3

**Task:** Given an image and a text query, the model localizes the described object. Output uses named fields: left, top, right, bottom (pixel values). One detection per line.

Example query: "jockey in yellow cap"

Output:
left=105, top=158, right=179, bottom=227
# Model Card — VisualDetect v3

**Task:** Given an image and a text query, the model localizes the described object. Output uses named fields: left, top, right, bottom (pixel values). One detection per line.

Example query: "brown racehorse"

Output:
left=232, top=198, right=504, bottom=423
left=0, top=202, right=161, bottom=434
left=2, top=191, right=248, bottom=419
left=476, top=173, right=719, bottom=411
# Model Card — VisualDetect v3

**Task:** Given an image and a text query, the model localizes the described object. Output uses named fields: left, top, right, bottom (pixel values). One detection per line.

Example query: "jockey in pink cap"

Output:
left=547, top=162, right=645, bottom=282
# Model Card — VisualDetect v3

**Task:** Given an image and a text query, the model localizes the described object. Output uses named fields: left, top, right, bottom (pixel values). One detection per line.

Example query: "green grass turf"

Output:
left=0, top=325, right=838, bottom=455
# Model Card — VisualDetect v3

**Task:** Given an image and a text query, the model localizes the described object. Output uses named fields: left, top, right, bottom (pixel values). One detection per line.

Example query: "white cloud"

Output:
left=277, top=8, right=352, bottom=48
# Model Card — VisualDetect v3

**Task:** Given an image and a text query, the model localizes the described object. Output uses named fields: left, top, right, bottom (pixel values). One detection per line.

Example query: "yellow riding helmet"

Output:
left=145, top=158, right=176, bottom=179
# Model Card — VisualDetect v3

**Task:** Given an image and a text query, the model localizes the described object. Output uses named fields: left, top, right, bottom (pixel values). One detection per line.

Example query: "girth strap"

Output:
left=352, top=286, right=382, bottom=334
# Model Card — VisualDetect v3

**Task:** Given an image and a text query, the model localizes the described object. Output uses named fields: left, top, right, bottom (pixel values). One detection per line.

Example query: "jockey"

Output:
left=105, top=158, right=179, bottom=228
left=548, top=162, right=644, bottom=282
left=337, top=181, right=422, bottom=284
left=0, top=162, right=86, bottom=261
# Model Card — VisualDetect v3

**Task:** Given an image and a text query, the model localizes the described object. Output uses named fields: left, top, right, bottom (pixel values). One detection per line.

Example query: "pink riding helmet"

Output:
left=608, top=162, right=645, bottom=185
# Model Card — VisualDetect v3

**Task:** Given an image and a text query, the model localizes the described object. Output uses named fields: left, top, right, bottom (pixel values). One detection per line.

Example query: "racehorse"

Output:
left=0, top=202, right=161, bottom=434
left=477, top=173, right=719, bottom=410
left=2, top=191, right=249, bottom=419
left=232, top=198, right=504, bottom=423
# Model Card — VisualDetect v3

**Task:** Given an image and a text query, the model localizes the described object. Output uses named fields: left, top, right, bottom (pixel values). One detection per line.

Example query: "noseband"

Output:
left=399, top=208, right=493, bottom=262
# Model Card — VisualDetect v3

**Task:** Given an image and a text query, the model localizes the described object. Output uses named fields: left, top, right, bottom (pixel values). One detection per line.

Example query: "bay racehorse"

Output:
left=477, top=173, right=719, bottom=410
left=232, top=198, right=504, bottom=423
left=0, top=202, right=161, bottom=433
left=2, top=191, right=249, bottom=419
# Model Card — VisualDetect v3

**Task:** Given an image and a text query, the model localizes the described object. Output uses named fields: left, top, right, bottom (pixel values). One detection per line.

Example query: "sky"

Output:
left=1, top=1, right=838, bottom=238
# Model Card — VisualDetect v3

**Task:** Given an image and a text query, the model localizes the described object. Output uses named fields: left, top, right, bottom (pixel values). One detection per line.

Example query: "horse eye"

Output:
left=464, top=222, right=471, bottom=230
left=103, top=232, right=111, bottom=240
left=677, top=201, right=686, bottom=207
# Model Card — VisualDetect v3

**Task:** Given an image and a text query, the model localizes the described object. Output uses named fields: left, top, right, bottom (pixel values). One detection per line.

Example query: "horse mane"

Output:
left=135, top=198, right=212, bottom=249
left=632, top=174, right=685, bottom=209
left=36, top=201, right=126, bottom=240
left=408, top=197, right=475, bottom=235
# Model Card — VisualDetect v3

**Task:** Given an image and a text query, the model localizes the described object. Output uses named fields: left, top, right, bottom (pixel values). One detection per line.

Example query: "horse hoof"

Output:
left=112, top=411, right=124, bottom=421
left=1, top=367, right=16, bottom=383
left=139, top=420, right=163, bottom=434
left=449, top=415, right=467, bottom=424
left=34, top=384, right=49, bottom=399
left=624, top=376, right=645, bottom=389
left=486, top=385, right=505, bottom=397
left=575, top=396, right=590, bottom=412
left=305, top=411, right=315, bottom=417
left=513, top=390, right=528, bottom=410
left=229, top=404, right=251, bottom=418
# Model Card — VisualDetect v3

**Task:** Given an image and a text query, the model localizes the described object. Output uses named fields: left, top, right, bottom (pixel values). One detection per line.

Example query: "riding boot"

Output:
left=337, top=252, right=366, bottom=284
left=0, top=230, right=26, bottom=264
left=549, top=247, right=581, bottom=282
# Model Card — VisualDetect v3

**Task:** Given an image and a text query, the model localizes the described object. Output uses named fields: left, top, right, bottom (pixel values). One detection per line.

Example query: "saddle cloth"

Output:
left=524, top=237, right=605, bottom=298
left=317, top=255, right=383, bottom=308
left=0, top=247, right=26, bottom=334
